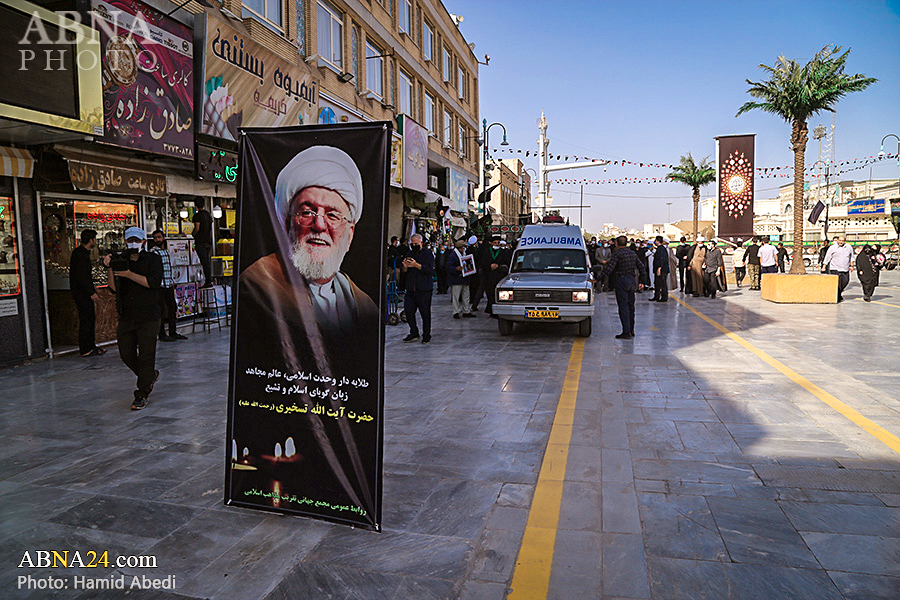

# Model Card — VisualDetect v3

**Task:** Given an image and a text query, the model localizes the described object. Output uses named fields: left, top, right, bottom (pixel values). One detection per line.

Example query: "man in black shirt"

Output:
left=103, top=227, right=163, bottom=410
left=675, top=236, right=690, bottom=293
left=401, top=233, right=435, bottom=343
left=191, top=196, right=214, bottom=287
left=745, top=237, right=761, bottom=290
left=596, top=235, right=647, bottom=339
left=70, top=229, right=105, bottom=357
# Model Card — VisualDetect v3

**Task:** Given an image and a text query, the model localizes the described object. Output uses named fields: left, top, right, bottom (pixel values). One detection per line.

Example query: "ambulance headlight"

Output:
left=498, top=289, right=513, bottom=302
left=572, top=290, right=590, bottom=303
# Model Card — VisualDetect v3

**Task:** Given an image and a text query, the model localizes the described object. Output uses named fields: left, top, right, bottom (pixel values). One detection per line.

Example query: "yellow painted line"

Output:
left=859, top=298, right=900, bottom=309
left=672, top=296, right=900, bottom=457
left=508, top=338, right=585, bottom=600
left=649, top=326, right=659, bottom=331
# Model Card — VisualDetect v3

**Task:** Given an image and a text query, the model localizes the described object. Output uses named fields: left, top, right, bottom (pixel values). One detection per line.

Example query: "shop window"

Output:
left=0, top=197, right=20, bottom=296
left=42, top=200, right=138, bottom=290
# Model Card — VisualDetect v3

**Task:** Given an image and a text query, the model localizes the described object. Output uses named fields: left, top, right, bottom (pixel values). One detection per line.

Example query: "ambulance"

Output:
left=492, top=223, right=594, bottom=337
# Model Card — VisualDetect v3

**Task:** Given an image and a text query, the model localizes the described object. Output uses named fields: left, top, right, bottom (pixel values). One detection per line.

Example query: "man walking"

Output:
left=594, top=240, right=612, bottom=291
left=596, top=235, right=646, bottom=339
left=150, top=230, right=186, bottom=341
left=70, top=229, right=105, bottom=357
left=732, top=241, right=747, bottom=288
left=650, top=236, right=670, bottom=302
left=480, top=236, right=510, bottom=317
left=822, top=235, right=854, bottom=302
left=103, top=227, right=163, bottom=410
left=703, top=240, right=725, bottom=299
left=776, top=242, right=788, bottom=272
left=446, top=239, right=475, bottom=319
left=759, top=236, right=778, bottom=279
left=402, top=233, right=434, bottom=343
left=746, top=237, right=761, bottom=290
left=675, top=236, right=690, bottom=293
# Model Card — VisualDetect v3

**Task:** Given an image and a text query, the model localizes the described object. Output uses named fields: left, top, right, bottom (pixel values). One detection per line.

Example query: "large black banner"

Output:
left=715, top=134, right=756, bottom=242
left=226, top=123, right=390, bottom=530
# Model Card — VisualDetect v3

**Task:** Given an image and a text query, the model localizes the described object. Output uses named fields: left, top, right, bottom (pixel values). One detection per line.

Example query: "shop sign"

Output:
left=68, top=160, right=167, bottom=197
left=196, top=142, right=238, bottom=182
left=891, top=199, right=900, bottom=214
left=91, top=0, right=193, bottom=158
left=199, top=14, right=318, bottom=142
left=449, top=169, right=468, bottom=213
left=400, top=115, right=427, bottom=193
left=0, top=0, right=103, bottom=135
left=390, top=134, right=402, bottom=188
left=847, top=198, right=885, bottom=215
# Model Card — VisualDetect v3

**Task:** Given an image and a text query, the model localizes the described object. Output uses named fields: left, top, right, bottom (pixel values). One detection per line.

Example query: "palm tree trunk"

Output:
left=790, top=120, right=808, bottom=274
left=692, top=187, right=700, bottom=241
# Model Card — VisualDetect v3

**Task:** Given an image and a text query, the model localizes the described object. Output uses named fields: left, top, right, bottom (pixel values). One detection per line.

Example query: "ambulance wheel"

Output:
left=387, top=313, right=400, bottom=326
left=577, top=317, right=592, bottom=337
left=498, top=318, right=514, bottom=336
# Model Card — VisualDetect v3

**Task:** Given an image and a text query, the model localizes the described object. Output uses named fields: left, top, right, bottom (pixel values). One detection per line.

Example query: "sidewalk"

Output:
left=1, top=271, right=899, bottom=599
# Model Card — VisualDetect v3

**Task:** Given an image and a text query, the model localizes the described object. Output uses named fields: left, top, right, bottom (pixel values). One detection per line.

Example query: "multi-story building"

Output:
left=0, top=0, right=479, bottom=365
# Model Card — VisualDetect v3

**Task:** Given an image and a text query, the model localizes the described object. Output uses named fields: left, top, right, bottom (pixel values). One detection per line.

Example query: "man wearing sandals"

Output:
left=103, top=227, right=163, bottom=410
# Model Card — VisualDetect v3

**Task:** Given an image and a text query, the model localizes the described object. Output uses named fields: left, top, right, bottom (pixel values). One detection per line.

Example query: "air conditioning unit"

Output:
left=428, top=175, right=439, bottom=190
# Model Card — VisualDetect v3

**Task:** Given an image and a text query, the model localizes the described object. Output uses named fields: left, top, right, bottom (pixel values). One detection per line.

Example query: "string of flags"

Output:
left=490, top=147, right=899, bottom=175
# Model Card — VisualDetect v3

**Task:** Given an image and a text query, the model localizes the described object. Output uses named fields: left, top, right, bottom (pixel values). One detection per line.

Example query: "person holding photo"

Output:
left=446, top=239, right=475, bottom=319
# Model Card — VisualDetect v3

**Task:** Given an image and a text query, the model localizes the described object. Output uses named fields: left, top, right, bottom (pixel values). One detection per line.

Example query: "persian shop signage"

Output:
left=847, top=198, right=885, bottom=215
left=199, top=14, right=318, bottom=141
left=196, top=142, right=238, bottom=183
left=68, top=160, right=167, bottom=197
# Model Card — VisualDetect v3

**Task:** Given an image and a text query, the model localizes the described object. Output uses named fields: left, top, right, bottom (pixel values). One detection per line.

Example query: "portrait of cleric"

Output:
left=228, top=128, right=389, bottom=527
left=239, top=145, right=379, bottom=376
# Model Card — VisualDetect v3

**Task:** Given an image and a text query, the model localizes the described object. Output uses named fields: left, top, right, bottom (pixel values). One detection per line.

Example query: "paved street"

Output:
left=2, top=270, right=900, bottom=599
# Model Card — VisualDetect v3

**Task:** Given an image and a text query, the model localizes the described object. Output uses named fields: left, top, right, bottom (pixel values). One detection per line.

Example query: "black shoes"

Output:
left=864, top=296, right=871, bottom=302
left=462, top=313, right=476, bottom=318
left=615, top=333, right=633, bottom=339
left=159, top=335, right=175, bottom=342
left=453, top=314, right=461, bottom=319
left=403, top=333, right=420, bottom=342
left=421, top=336, right=431, bottom=344
left=149, top=370, right=160, bottom=394
left=131, top=391, right=148, bottom=410
left=171, top=333, right=188, bottom=340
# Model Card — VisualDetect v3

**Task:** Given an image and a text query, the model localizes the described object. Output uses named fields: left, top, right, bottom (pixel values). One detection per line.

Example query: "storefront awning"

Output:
left=0, top=147, right=34, bottom=178
left=57, top=148, right=168, bottom=198
left=424, top=190, right=450, bottom=205
left=449, top=214, right=466, bottom=228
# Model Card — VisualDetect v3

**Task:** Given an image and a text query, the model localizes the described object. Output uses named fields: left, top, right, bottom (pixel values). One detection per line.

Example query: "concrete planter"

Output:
left=760, top=273, right=838, bottom=303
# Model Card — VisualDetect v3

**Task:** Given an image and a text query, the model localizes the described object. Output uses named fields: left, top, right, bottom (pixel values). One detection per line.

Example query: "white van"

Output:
left=492, top=223, right=594, bottom=337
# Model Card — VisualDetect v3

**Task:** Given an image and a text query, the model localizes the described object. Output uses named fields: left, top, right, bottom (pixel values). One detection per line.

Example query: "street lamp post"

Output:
left=811, top=160, right=831, bottom=241
left=482, top=119, right=509, bottom=217
left=879, top=133, right=900, bottom=242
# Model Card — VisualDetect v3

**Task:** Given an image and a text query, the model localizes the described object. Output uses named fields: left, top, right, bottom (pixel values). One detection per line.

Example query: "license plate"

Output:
left=526, top=309, right=559, bottom=319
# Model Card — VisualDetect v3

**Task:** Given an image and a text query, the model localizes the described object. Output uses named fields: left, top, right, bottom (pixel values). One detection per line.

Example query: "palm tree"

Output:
left=737, top=45, right=876, bottom=274
left=666, top=154, right=715, bottom=241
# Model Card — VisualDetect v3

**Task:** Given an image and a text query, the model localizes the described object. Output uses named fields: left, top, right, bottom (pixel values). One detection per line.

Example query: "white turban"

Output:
left=274, top=146, right=363, bottom=225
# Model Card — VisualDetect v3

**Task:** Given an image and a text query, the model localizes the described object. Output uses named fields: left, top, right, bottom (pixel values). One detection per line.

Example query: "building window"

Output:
left=423, top=20, right=433, bottom=62
left=442, top=47, right=450, bottom=82
left=398, top=0, right=411, bottom=34
left=366, top=41, right=384, bottom=99
left=244, top=0, right=283, bottom=28
left=423, top=91, right=435, bottom=133
left=317, top=0, right=342, bottom=69
left=443, top=110, right=452, bottom=147
left=457, top=66, right=465, bottom=99
left=399, top=69, right=412, bottom=116
left=458, top=124, right=466, bottom=158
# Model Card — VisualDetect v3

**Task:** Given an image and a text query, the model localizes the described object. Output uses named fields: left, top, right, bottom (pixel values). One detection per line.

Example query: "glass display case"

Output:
left=42, top=199, right=139, bottom=290
left=0, top=196, right=20, bottom=296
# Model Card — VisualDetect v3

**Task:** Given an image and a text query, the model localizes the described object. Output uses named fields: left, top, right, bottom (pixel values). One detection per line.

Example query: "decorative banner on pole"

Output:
left=715, top=134, right=756, bottom=241
left=226, top=123, right=390, bottom=530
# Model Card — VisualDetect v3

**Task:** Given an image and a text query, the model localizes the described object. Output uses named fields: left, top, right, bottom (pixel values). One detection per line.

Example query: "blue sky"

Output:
left=445, top=0, right=900, bottom=232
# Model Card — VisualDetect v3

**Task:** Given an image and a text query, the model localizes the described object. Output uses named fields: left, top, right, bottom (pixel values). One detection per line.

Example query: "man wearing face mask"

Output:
left=102, top=227, right=163, bottom=410
left=402, top=233, right=435, bottom=343
left=479, top=236, right=510, bottom=317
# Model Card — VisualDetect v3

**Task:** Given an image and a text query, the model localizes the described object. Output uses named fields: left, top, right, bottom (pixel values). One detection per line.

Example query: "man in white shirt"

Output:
left=821, top=235, right=855, bottom=302
left=758, top=236, right=779, bottom=275
left=732, top=241, right=747, bottom=288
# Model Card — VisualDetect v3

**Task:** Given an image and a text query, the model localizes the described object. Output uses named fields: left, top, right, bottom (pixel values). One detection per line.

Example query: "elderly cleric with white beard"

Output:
left=239, top=146, right=379, bottom=375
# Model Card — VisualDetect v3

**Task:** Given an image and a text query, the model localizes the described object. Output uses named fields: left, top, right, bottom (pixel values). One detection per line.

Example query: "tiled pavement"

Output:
left=1, top=270, right=899, bottom=599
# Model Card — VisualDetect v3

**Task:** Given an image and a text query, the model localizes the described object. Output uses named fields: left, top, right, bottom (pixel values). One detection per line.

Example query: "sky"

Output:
left=444, top=0, right=900, bottom=233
